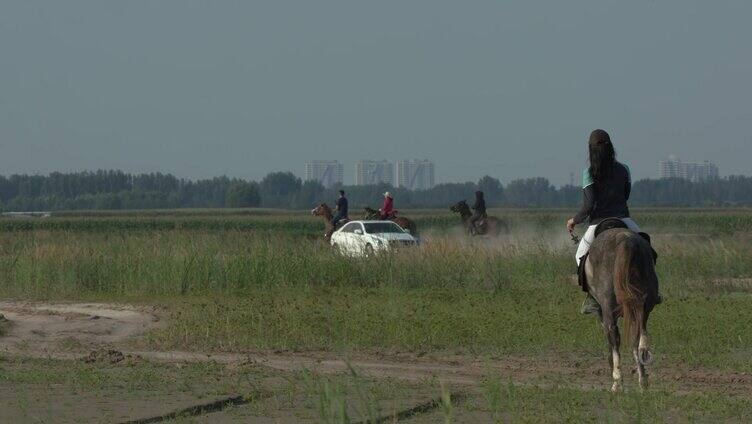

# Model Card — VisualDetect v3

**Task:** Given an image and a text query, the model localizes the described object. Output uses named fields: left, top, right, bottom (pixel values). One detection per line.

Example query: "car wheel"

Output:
left=364, top=244, right=374, bottom=257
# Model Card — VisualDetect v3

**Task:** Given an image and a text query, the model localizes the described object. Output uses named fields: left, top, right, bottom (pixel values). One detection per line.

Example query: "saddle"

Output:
left=383, top=211, right=398, bottom=220
left=577, top=218, right=658, bottom=293
left=593, top=217, right=628, bottom=239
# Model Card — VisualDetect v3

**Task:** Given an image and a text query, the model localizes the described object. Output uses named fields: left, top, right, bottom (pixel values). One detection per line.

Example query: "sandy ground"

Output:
left=0, top=301, right=162, bottom=359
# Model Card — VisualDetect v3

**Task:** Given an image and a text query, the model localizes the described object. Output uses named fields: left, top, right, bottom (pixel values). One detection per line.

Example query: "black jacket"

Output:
left=573, top=162, right=631, bottom=225
left=472, top=197, right=486, bottom=215
left=335, top=196, right=348, bottom=216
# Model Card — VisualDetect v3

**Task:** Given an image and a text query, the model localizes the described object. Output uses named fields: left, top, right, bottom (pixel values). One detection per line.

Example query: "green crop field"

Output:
left=1, top=208, right=751, bottom=423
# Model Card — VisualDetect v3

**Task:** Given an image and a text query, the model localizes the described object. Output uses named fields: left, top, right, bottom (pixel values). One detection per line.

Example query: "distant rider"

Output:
left=379, top=191, right=394, bottom=219
left=467, top=190, right=487, bottom=234
left=331, top=190, right=349, bottom=228
left=567, top=129, right=659, bottom=314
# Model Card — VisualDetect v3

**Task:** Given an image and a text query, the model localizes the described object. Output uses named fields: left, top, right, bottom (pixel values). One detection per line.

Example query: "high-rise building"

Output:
left=305, top=160, right=344, bottom=188
left=659, top=156, right=682, bottom=179
left=355, top=160, right=394, bottom=186
left=659, top=156, right=719, bottom=182
left=397, top=159, right=435, bottom=191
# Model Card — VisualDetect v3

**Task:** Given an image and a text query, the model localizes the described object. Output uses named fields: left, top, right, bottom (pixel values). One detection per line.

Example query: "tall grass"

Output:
left=1, top=210, right=751, bottom=370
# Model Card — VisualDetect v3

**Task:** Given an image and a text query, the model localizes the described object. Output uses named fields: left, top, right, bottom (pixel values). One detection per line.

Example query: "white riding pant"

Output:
left=575, top=218, right=641, bottom=266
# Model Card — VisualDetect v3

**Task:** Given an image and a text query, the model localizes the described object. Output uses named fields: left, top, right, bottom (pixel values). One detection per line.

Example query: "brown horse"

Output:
left=362, top=207, right=417, bottom=235
left=586, top=228, right=660, bottom=391
left=449, top=200, right=507, bottom=236
left=311, top=203, right=348, bottom=241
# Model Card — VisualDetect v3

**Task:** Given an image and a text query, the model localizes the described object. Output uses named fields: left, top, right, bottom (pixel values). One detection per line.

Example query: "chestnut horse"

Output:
left=362, top=207, right=417, bottom=235
left=311, top=203, right=348, bottom=241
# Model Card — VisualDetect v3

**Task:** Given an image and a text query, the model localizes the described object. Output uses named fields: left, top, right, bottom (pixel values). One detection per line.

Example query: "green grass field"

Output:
left=1, top=208, right=751, bottom=422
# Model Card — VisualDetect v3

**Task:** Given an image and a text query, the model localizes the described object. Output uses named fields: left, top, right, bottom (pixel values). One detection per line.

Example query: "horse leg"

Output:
left=634, top=309, right=652, bottom=390
left=633, top=342, right=647, bottom=391
left=601, top=309, right=622, bottom=392
left=325, top=223, right=334, bottom=241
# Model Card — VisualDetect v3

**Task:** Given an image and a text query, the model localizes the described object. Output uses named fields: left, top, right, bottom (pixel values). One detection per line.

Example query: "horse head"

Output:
left=450, top=200, right=469, bottom=214
left=311, top=203, right=331, bottom=218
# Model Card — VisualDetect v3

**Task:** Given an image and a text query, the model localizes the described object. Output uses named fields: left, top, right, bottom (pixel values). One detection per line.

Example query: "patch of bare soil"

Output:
left=2, top=301, right=751, bottom=397
left=0, top=301, right=161, bottom=358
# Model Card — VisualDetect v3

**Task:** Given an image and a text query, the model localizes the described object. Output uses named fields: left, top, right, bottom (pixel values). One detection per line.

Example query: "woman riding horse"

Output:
left=567, top=129, right=660, bottom=314
left=379, top=191, right=394, bottom=219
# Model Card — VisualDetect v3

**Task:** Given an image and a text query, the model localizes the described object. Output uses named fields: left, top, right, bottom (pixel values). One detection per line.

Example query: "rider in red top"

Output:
left=379, top=192, right=394, bottom=219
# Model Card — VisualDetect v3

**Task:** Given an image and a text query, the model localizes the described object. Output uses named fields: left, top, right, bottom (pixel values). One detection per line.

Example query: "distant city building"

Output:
left=659, top=156, right=719, bottom=182
left=355, top=160, right=394, bottom=186
left=397, top=159, right=435, bottom=191
left=305, top=160, right=344, bottom=188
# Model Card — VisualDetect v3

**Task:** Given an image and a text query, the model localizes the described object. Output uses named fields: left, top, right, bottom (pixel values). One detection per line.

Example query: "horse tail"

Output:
left=613, top=236, right=651, bottom=364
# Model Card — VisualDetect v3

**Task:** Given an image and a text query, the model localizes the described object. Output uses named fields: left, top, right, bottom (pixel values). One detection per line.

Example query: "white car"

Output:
left=330, top=220, right=418, bottom=256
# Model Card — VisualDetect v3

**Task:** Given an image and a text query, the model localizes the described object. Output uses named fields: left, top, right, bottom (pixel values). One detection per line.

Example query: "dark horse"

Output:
left=449, top=200, right=507, bottom=236
left=362, top=207, right=417, bottom=235
left=311, top=203, right=348, bottom=242
left=586, top=228, right=660, bottom=391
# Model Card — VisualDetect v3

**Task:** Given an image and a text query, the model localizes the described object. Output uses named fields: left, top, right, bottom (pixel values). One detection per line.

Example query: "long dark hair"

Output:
left=588, top=129, right=616, bottom=183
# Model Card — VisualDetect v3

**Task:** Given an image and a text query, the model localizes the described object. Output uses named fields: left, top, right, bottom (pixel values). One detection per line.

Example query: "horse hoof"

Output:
left=611, top=381, right=622, bottom=393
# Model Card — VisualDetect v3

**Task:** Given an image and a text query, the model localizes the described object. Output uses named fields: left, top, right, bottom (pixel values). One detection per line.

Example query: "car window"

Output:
left=364, top=222, right=405, bottom=234
left=340, top=223, right=360, bottom=233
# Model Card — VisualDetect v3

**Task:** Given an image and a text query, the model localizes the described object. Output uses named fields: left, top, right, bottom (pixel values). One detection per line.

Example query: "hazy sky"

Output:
left=1, top=1, right=750, bottom=185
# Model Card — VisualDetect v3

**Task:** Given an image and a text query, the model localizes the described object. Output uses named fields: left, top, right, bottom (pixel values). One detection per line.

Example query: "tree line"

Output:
left=0, top=170, right=751, bottom=212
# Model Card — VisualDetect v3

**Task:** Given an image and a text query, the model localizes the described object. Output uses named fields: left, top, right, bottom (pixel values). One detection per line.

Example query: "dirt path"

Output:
left=1, top=301, right=751, bottom=397
left=139, top=350, right=752, bottom=396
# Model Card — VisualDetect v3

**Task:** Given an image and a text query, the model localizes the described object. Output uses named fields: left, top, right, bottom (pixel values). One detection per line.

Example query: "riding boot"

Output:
left=580, top=293, right=601, bottom=315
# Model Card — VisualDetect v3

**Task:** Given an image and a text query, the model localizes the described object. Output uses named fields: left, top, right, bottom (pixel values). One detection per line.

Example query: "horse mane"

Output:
left=452, top=201, right=471, bottom=218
